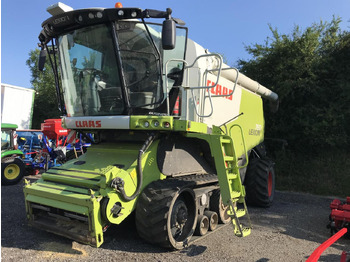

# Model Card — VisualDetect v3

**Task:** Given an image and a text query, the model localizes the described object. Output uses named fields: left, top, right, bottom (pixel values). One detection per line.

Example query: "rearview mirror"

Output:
left=162, top=19, right=176, bottom=50
left=38, top=49, right=47, bottom=71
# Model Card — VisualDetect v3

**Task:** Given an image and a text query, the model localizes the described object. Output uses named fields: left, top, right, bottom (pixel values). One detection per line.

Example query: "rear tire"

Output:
left=135, top=179, right=197, bottom=249
left=244, top=158, right=275, bottom=207
left=1, top=158, right=25, bottom=185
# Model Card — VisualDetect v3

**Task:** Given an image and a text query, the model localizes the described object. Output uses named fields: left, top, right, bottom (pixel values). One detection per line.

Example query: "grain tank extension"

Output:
left=23, top=2, right=278, bottom=249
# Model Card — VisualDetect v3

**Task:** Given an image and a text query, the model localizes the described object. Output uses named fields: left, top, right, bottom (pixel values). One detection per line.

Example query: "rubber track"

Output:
left=135, top=174, right=220, bottom=249
left=135, top=179, right=192, bottom=249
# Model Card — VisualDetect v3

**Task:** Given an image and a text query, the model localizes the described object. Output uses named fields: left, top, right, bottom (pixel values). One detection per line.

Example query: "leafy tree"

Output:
left=26, top=49, right=61, bottom=129
left=237, top=18, right=350, bottom=151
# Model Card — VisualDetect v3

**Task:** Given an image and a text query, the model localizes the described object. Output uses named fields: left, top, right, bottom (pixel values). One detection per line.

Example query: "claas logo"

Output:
left=207, top=80, right=233, bottom=100
left=75, top=120, right=102, bottom=128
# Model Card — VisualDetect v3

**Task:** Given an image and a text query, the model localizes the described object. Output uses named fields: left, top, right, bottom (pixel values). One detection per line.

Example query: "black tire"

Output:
left=1, top=158, right=26, bottom=185
left=210, top=189, right=231, bottom=224
left=135, top=179, right=197, bottom=249
left=244, top=158, right=275, bottom=207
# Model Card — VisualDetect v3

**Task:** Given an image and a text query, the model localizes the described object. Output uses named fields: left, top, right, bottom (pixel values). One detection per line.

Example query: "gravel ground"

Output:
left=1, top=176, right=348, bottom=262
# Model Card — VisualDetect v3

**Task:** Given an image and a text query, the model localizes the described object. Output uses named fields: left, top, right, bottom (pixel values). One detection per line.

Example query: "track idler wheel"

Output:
left=195, top=215, right=209, bottom=236
left=204, top=210, right=218, bottom=231
left=210, top=189, right=231, bottom=224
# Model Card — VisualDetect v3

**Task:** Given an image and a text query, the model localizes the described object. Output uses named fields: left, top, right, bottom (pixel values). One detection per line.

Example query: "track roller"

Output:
left=195, top=215, right=209, bottom=236
left=204, top=210, right=218, bottom=231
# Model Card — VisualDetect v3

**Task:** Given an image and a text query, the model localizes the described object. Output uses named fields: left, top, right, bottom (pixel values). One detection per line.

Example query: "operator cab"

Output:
left=38, top=4, right=187, bottom=117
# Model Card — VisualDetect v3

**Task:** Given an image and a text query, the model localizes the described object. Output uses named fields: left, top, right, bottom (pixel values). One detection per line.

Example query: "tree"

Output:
left=26, top=49, right=61, bottom=129
left=237, top=18, right=350, bottom=151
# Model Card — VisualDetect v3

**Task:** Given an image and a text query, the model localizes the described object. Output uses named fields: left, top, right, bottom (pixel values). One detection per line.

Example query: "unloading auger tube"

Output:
left=212, top=63, right=279, bottom=110
left=111, top=132, right=156, bottom=201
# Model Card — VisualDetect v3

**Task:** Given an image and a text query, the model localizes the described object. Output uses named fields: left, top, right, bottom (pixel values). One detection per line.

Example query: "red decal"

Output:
left=206, top=80, right=234, bottom=100
left=216, top=84, right=222, bottom=95
left=228, top=90, right=233, bottom=100
left=75, top=120, right=102, bottom=128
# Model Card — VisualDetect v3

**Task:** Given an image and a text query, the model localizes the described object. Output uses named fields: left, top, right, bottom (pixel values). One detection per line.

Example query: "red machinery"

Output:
left=329, top=197, right=350, bottom=236
left=306, top=228, right=348, bottom=262
left=307, top=197, right=350, bottom=262
left=41, top=119, right=68, bottom=146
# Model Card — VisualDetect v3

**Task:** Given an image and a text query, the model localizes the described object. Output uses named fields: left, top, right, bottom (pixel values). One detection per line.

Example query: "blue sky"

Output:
left=1, top=0, right=349, bottom=88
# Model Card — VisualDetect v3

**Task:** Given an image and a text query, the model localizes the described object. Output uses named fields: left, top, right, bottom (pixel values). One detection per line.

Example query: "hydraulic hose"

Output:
left=113, top=133, right=156, bottom=201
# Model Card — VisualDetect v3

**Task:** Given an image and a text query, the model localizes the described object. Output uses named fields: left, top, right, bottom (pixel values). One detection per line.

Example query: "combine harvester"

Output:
left=24, top=2, right=279, bottom=249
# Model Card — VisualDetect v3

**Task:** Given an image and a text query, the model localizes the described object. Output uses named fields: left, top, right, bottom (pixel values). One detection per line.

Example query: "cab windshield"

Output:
left=58, top=21, right=186, bottom=117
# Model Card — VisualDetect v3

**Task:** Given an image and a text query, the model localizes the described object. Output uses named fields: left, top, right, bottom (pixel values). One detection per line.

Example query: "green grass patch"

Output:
left=272, top=149, right=350, bottom=198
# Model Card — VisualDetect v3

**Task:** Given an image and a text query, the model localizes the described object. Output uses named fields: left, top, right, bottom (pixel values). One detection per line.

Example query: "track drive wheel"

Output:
left=1, top=158, right=25, bottom=185
left=135, top=179, right=197, bottom=249
left=210, top=189, right=231, bottom=224
left=244, top=158, right=275, bottom=207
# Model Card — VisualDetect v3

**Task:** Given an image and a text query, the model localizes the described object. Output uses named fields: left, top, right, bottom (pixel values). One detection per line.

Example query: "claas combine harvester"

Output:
left=23, top=2, right=279, bottom=249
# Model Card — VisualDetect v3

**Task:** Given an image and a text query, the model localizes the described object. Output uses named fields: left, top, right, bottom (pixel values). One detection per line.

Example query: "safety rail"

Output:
left=199, top=67, right=240, bottom=118
left=229, top=124, right=249, bottom=169
left=164, top=53, right=223, bottom=117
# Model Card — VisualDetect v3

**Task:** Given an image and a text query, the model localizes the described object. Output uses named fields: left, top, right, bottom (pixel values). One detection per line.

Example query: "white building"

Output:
left=1, top=83, right=35, bottom=129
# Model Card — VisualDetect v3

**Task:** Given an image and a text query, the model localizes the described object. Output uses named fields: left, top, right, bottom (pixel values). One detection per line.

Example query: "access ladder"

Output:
left=212, top=134, right=252, bottom=237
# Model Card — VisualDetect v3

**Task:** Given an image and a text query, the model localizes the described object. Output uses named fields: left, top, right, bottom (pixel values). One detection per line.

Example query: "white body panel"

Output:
left=1, top=84, right=35, bottom=129
left=183, top=40, right=244, bottom=127
left=63, top=115, right=130, bottom=129
left=202, top=74, right=242, bottom=126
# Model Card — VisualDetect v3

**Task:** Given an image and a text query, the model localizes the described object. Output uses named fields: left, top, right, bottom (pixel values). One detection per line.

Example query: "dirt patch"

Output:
left=1, top=179, right=348, bottom=261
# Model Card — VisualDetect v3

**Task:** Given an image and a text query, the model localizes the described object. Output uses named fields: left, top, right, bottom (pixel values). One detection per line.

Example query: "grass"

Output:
left=271, top=149, right=350, bottom=198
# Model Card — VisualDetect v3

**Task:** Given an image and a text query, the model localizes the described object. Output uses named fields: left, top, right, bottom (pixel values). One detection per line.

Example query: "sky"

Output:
left=1, top=0, right=349, bottom=89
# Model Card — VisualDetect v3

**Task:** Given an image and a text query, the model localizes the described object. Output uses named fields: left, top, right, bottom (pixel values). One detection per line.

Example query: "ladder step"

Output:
left=227, top=173, right=238, bottom=180
left=236, top=208, right=246, bottom=218
left=235, top=227, right=251, bottom=237
left=227, top=208, right=246, bottom=217
left=221, top=138, right=231, bottom=144
left=231, top=191, right=241, bottom=199
left=224, top=156, right=234, bottom=162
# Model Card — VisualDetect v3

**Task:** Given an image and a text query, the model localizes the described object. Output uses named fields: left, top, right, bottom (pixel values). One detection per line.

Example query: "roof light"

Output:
left=96, top=12, right=103, bottom=18
left=115, top=2, right=123, bottom=8
left=47, top=2, right=73, bottom=16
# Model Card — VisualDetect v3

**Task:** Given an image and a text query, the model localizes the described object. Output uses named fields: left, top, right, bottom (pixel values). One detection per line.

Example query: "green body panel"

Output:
left=130, top=115, right=173, bottom=130
left=1, top=123, right=18, bottom=129
left=228, top=89, right=265, bottom=158
left=24, top=140, right=165, bottom=247
left=1, top=149, right=24, bottom=159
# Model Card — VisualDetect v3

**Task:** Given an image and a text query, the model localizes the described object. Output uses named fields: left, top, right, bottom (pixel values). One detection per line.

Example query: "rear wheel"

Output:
left=244, top=158, right=275, bottom=207
left=1, top=158, right=25, bottom=185
left=135, top=180, right=197, bottom=249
